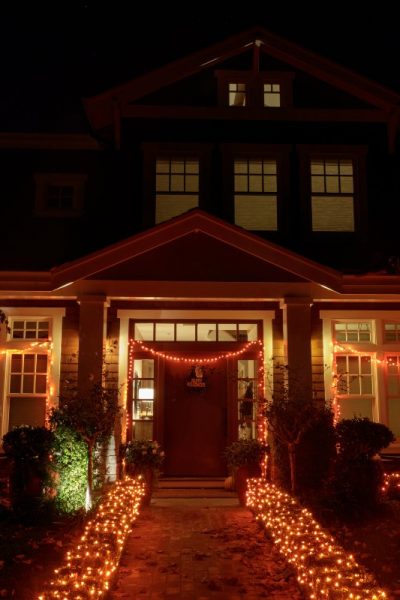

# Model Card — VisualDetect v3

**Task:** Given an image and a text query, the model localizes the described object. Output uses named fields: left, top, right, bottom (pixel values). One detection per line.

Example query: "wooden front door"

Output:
left=163, top=356, right=227, bottom=476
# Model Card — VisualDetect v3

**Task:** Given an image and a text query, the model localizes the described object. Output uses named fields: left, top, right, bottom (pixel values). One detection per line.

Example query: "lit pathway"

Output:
left=110, top=497, right=305, bottom=599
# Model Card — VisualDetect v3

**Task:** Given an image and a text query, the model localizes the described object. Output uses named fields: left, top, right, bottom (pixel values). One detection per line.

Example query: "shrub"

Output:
left=52, top=425, right=87, bottom=514
left=2, top=426, right=54, bottom=514
left=224, top=439, right=269, bottom=470
left=325, top=417, right=395, bottom=519
left=124, top=440, right=165, bottom=472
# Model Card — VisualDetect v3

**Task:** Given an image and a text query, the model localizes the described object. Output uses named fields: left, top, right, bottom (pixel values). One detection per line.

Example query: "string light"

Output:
left=247, top=479, right=387, bottom=600
left=381, top=471, right=400, bottom=495
left=38, top=476, right=145, bottom=599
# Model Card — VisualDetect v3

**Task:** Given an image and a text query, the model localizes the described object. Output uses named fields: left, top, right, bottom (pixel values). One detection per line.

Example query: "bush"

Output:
left=2, top=426, right=54, bottom=515
left=325, top=418, right=395, bottom=519
left=224, top=439, right=269, bottom=470
left=124, top=440, right=165, bottom=472
left=52, top=425, right=87, bottom=514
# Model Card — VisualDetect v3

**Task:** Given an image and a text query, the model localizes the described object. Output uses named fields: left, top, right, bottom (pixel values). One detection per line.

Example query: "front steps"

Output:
left=153, top=477, right=237, bottom=499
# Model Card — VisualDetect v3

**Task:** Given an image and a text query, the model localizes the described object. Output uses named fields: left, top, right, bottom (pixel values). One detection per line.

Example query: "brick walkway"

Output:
left=110, top=498, right=304, bottom=599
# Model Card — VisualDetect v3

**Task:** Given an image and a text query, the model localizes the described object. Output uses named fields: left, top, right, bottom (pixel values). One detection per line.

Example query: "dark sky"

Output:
left=1, top=2, right=400, bottom=130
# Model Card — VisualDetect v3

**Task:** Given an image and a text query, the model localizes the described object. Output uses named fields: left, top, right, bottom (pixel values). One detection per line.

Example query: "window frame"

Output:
left=221, top=143, right=290, bottom=233
left=216, top=70, right=294, bottom=108
left=298, top=145, right=367, bottom=237
left=34, top=173, right=87, bottom=217
left=142, top=143, right=212, bottom=227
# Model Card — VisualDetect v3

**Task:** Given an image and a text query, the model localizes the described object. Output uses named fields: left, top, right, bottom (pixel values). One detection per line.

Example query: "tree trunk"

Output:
left=288, top=442, right=297, bottom=494
left=86, top=441, right=94, bottom=511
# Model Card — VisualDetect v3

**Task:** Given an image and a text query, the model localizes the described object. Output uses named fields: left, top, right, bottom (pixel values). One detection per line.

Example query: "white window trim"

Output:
left=0, top=307, right=65, bottom=436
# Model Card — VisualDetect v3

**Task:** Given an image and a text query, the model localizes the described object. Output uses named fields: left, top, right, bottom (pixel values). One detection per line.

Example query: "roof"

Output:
left=84, top=26, right=400, bottom=131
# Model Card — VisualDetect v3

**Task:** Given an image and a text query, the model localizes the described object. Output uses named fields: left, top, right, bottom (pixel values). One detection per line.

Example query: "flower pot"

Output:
left=235, top=463, right=262, bottom=506
left=126, top=464, right=155, bottom=506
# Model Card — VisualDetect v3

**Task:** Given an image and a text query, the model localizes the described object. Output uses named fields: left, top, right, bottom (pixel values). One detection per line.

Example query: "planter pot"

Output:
left=125, top=464, right=155, bottom=506
left=235, top=463, right=262, bottom=506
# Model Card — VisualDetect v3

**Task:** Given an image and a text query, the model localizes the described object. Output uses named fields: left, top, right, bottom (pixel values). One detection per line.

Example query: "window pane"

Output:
left=336, top=356, right=347, bottom=374
left=170, top=174, right=184, bottom=191
left=155, top=323, right=174, bottom=341
left=312, top=196, right=354, bottom=232
left=171, top=160, right=184, bottom=173
left=248, top=175, right=262, bottom=193
left=349, top=377, right=360, bottom=394
left=239, top=323, right=258, bottom=341
left=23, top=375, right=34, bottom=394
left=311, top=176, right=325, bottom=193
left=197, top=324, right=216, bottom=341
left=156, top=174, right=169, bottom=192
left=10, top=375, right=21, bottom=394
left=155, top=194, right=198, bottom=224
left=237, top=359, right=256, bottom=379
left=185, top=175, right=198, bottom=192
left=218, top=324, right=238, bottom=341
left=36, top=355, right=48, bottom=373
left=9, top=397, right=46, bottom=429
left=235, top=195, right=277, bottom=231
left=36, top=375, right=47, bottom=394
left=176, top=323, right=196, bottom=341
left=249, top=161, right=262, bottom=174
left=234, top=160, right=247, bottom=174
left=361, top=377, right=372, bottom=394
left=326, top=177, right=339, bottom=193
left=235, top=175, right=248, bottom=192
left=11, top=355, right=22, bottom=373
left=24, top=355, right=35, bottom=373
left=348, top=356, right=359, bottom=374
left=134, top=323, right=153, bottom=341
left=339, top=398, right=373, bottom=420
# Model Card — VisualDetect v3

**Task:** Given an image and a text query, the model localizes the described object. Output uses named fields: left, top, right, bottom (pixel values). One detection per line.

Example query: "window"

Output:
left=133, top=321, right=258, bottom=342
left=263, top=83, right=280, bottom=107
left=385, top=355, right=400, bottom=437
left=334, top=322, right=371, bottom=343
left=132, top=358, right=155, bottom=440
left=335, top=354, right=373, bottom=419
left=155, top=157, right=199, bottom=224
left=234, top=158, right=278, bottom=230
left=34, top=173, right=86, bottom=217
left=229, top=83, right=246, bottom=106
left=384, top=323, right=400, bottom=342
left=311, top=158, right=354, bottom=231
left=237, top=359, right=258, bottom=440
left=11, top=320, right=49, bottom=340
left=8, top=353, right=48, bottom=429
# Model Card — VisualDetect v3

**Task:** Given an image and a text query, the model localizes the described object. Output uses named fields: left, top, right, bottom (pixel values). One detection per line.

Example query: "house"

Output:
left=1, top=26, right=400, bottom=477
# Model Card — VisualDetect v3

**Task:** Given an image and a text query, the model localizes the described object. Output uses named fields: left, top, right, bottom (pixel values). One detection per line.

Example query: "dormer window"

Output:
left=263, top=83, right=280, bottom=107
left=229, top=83, right=246, bottom=106
left=216, top=70, right=293, bottom=108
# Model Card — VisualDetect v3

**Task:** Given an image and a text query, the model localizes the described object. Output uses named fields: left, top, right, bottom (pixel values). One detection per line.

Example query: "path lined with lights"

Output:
left=109, top=498, right=304, bottom=599
left=247, top=479, right=387, bottom=600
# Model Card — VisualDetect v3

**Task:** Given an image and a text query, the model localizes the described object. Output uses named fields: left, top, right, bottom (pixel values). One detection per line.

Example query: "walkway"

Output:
left=110, top=493, right=304, bottom=599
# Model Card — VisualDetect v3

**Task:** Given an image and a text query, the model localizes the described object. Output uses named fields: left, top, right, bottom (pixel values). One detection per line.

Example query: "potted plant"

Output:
left=123, top=440, right=165, bottom=505
left=224, top=439, right=269, bottom=505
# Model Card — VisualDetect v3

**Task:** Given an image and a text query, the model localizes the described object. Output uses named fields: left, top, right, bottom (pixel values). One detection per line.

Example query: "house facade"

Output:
left=1, top=27, right=400, bottom=476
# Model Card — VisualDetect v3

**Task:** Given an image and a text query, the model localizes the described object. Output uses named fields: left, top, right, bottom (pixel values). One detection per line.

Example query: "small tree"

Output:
left=265, top=363, right=334, bottom=494
left=50, top=383, right=120, bottom=510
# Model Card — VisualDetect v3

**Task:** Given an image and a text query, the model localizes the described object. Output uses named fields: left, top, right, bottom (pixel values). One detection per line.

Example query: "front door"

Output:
left=163, top=356, right=227, bottom=476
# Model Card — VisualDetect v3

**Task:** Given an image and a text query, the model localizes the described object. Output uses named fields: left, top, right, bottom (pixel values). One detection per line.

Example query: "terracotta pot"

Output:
left=126, top=464, right=154, bottom=506
left=235, top=463, right=262, bottom=506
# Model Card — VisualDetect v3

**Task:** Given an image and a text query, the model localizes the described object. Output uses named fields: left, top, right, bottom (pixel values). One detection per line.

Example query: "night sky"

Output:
left=2, top=2, right=400, bottom=127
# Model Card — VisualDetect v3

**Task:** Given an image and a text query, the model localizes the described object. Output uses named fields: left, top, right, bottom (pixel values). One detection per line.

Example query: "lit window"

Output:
left=335, top=354, right=373, bottom=420
left=385, top=355, right=400, bottom=437
left=384, top=323, right=400, bottom=342
left=229, top=83, right=246, bottom=106
left=11, top=320, right=49, bottom=340
left=334, top=322, right=371, bottom=343
left=263, top=83, right=280, bottom=107
left=311, top=159, right=354, bottom=231
left=237, top=359, right=257, bottom=440
left=234, top=158, right=278, bottom=230
left=132, top=359, right=155, bottom=440
left=8, top=353, right=48, bottom=429
left=155, top=157, right=199, bottom=223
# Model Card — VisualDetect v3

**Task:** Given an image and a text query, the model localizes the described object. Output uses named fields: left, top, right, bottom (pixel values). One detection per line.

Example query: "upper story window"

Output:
left=229, top=83, right=246, bottom=106
left=34, top=173, right=86, bottom=217
left=263, top=83, right=280, bottom=107
left=216, top=71, right=293, bottom=108
left=384, top=323, right=400, bottom=342
left=311, top=158, right=354, bottom=232
left=155, top=157, right=199, bottom=224
left=334, top=322, right=371, bottom=343
left=234, top=158, right=278, bottom=230
left=11, top=319, right=49, bottom=340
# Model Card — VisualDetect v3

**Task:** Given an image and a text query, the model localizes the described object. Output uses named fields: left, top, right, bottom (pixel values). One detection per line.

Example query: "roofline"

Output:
left=0, top=133, right=102, bottom=150
left=84, top=26, right=400, bottom=130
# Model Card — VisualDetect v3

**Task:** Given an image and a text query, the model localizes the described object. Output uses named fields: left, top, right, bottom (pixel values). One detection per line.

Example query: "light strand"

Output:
left=38, top=476, right=145, bottom=599
left=247, top=479, right=387, bottom=600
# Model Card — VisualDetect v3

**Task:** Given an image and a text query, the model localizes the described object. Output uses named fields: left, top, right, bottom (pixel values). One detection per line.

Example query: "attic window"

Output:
left=263, top=83, right=280, bottom=107
left=229, top=83, right=246, bottom=106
